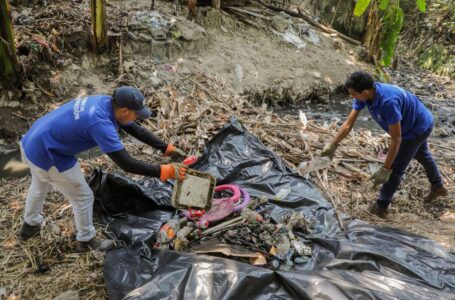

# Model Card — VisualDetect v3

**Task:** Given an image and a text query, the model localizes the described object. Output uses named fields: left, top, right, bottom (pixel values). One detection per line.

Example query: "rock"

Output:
left=175, top=19, right=206, bottom=41
left=333, top=39, right=344, bottom=50
left=356, top=47, right=369, bottom=62
left=271, top=16, right=289, bottom=33
left=150, top=75, right=162, bottom=88
left=123, top=60, right=135, bottom=73
left=138, top=32, right=153, bottom=41
left=8, top=101, right=20, bottom=108
left=53, top=290, right=80, bottom=300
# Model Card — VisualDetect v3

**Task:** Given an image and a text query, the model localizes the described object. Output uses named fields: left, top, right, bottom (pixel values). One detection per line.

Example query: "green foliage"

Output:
left=0, top=0, right=18, bottom=77
left=416, top=0, right=426, bottom=12
left=354, top=0, right=427, bottom=67
left=379, top=0, right=390, bottom=10
left=381, top=6, right=404, bottom=66
left=354, top=0, right=372, bottom=17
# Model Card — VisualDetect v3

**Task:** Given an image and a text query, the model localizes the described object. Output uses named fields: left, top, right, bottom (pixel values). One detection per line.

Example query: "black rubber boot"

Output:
left=367, top=202, right=389, bottom=218
left=75, top=237, right=115, bottom=252
left=17, top=222, right=41, bottom=240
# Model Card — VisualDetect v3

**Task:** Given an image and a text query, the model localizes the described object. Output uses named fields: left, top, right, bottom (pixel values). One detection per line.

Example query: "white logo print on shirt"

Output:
left=74, top=97, right=88, bottom=120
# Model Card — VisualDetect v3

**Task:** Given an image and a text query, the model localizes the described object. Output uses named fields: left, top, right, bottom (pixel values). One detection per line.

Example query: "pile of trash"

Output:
left=91, top=118, right=455, bottom=300
left=155, top=191, right=317, bottom=270
left=127, top=11, right=175, bottom=41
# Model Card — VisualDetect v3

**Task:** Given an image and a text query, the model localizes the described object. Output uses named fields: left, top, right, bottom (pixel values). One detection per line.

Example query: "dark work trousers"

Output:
left=377, top=127, right=443, bottom=208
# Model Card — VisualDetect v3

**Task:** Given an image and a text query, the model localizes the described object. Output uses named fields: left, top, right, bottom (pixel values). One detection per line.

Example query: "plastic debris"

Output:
left=283, top=30, right=306, bottom=49
left=157, top=218, right=184, bottom=244
left=241, top=208, right=263, bottom=223
left=249, top=253, right=267, bottom=266
left=297, top=157, right=332, bottom=174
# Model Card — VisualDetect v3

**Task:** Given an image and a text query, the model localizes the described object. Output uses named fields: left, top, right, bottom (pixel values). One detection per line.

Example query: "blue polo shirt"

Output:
left=21, top=95, right=124, bottom=172
left=353, top=83, right=433, bottom=140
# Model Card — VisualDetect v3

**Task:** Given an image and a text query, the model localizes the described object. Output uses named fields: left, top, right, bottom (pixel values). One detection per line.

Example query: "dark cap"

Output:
left=112, top=86, right=151, bottom=119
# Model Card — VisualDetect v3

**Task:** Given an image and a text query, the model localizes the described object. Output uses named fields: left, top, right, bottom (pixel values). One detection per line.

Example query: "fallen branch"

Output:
left=254, top=0, right=361, bottom=46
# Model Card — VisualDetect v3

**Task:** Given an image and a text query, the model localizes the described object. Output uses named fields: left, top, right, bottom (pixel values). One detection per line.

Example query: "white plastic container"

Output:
left=171, top=169, right=215, bottom=209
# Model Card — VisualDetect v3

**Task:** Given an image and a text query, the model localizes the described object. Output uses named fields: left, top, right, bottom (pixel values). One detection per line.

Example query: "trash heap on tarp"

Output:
left=90, top=117, right=455, bottom=300
left=155, top=195, right=316, bottom=270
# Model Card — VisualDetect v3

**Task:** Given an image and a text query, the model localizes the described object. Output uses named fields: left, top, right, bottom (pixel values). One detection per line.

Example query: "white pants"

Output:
left=20, top=144, right=96, bottom=242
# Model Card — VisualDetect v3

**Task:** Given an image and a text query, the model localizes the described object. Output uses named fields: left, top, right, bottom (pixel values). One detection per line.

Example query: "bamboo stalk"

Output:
left=0, top=0, right=19, bottom=77
left=90, top=0, right=107, bottom=50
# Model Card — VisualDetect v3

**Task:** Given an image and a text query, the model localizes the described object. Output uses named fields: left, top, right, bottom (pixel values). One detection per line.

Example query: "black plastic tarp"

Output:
left=90, top=117, right=455, bottom=300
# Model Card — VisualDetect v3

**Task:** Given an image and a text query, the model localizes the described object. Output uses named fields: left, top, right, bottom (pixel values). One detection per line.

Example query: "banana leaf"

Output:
left=416, top=0, right=426, bottom=12
left=354, top=0, right=372, bottom=17
left=379, top=0, right=390, bottom=10
left=380, top=6, right=404, bottom=66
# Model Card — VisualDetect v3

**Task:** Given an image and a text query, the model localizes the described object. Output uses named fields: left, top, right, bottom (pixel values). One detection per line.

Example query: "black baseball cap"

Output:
left=112, top=86, right=151, bottom=119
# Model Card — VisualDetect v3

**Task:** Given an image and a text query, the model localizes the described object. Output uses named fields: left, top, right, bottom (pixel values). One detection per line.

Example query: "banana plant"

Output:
left=353, top=0, right=427, bottom=66
left=90, top=0, right=107, bottom=50
left=0, top=0, right=19, bottom=77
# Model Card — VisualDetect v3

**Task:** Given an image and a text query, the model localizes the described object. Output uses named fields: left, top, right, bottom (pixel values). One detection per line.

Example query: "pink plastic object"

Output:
left=214, top=184, right=241, bottom=204
left=184, top=185, right=243, bottom=225
left=181, top=208, right=205, bottom=220
left=196, top=220, right=209, bottom=229
left=233, top=188, right=250, bottom=213
left=196, top=198, right=235, bottom=226
left=183, top=156, right=198, bottom=166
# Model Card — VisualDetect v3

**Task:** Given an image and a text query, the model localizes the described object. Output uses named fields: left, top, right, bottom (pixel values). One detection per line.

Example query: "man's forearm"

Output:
left=106, top=149, right=161, bottom=177
left=122, top=122, right=167, bottom=152
left=384, top=137, right=401, bottom=170
left=332, top=123, right=353, bottom=145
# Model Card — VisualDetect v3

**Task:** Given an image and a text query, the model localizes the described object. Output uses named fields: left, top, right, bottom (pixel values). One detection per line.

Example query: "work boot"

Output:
left=367, top=202, right=388, bottom=218
left=424, top=186, right=448, bottom=203
left=75, top=237, right=115, bottom=253
left=17, top=222, right=41, bottom=240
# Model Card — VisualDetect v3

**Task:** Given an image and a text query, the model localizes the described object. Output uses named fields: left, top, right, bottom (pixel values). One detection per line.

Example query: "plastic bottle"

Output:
left=297, top=157, right=331, bottom=174
left=158, top=219, right=181, bottom=243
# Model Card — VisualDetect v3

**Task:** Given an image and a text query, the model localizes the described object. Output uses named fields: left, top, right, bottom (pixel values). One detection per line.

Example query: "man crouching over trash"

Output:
left=320, top=71, right=447, bottom=218
left=18, top=86, right=188, bottom=251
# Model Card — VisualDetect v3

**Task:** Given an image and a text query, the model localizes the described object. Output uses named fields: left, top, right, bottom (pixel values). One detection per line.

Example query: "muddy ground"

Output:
left=0, top=0, right=454, bottom=299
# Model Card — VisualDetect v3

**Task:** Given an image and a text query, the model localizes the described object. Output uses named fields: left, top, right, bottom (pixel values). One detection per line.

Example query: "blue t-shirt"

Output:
left=353, top=83, right=433, bottom=140
left=22, top=95, right=124, bottom=172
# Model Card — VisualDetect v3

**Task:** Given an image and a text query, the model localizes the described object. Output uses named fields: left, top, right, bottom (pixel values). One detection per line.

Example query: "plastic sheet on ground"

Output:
left=89, top=117, right=455, bottom=300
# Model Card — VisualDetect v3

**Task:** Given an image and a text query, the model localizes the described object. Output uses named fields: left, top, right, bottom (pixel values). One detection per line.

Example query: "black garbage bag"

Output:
left=90, top=117, right=455, bottom=300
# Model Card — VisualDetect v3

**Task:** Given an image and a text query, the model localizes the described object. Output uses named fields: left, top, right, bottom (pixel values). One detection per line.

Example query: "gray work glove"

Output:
left=165, top=144, right=187, bottom=162
left=370, top=166, right=392, bottom=187
left=320, top=143, right=338, bottom=160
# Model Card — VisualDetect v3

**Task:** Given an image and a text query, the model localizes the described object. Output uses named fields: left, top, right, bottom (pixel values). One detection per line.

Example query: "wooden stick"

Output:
left=340, top=162, right=370, bottom=179
left=254, top=0, right=361, bottom=46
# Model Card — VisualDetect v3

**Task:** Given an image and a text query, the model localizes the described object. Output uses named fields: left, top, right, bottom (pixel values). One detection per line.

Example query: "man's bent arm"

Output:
left=384, top=122, right=402, bottom=170
left=122, top=122, right=168, bottom=153
left=106, top=148, right=161, bottom=177
left=332, top=109, right=360, bottom=145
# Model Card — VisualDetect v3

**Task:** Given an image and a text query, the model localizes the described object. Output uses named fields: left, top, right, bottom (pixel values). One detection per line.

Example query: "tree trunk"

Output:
left=90, top=0, right=107, bottom=50
left=212, top=0, right=220, bottom=10
left=0, top=0, right=19, bottom=77
left=363, top=0, right=381, bottom=63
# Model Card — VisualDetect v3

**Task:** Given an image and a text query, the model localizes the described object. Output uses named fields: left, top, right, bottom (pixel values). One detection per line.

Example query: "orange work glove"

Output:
left=164, top=144, right=187, bottom=161
left=160, top=164, right=188, bottom=182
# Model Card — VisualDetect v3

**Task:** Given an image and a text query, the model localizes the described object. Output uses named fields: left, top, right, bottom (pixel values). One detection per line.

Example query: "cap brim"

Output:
left=135, top=107, right=152, bottom=120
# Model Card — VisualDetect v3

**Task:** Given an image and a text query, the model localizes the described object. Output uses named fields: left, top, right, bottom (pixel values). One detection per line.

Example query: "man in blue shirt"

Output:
left=321, top=71, right=447, bottom=218
left=18, top=86, right=189, bottom=251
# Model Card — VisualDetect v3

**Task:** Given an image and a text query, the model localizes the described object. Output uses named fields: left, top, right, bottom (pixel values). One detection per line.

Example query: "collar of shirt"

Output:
left=104, top=96, right=121, bottom=129
left=367, top=82, right=382, bottom=110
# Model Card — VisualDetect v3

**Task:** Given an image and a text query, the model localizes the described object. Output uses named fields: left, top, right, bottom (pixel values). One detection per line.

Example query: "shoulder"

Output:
left=86, top=95, right=113, bottom=121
